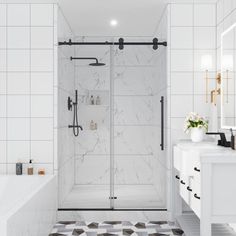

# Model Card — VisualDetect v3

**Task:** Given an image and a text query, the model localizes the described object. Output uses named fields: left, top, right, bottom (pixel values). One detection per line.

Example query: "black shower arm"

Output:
left=70, top=57, right=98, bottom=63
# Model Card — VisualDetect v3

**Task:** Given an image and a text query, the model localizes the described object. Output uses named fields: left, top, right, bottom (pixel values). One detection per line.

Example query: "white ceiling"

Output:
left=58, top=0, right=168, bottom=37
left=3, top=0, right=218, bottom=37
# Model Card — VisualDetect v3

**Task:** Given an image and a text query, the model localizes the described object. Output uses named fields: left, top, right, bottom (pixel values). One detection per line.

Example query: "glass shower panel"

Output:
left=113, top=39, right=166, bottom=209
left=61, top=41, right=111, bottom=209
left=59, top=37, right=167, bottom=209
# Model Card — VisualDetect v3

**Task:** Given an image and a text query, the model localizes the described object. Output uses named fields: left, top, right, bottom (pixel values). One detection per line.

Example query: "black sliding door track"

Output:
left=58, top=208, right=167, bottom=211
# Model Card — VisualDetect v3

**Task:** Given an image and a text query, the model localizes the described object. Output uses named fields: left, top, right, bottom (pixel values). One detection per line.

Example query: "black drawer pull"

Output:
left=194, top=167, right=200, bottom=172
left=175, top=175, right=180, bottom=180
left=187, top=186, right=192, bottom=192
left=194, top=193, right=200, bottom=200
left=180, top=180, right=185, bottom=185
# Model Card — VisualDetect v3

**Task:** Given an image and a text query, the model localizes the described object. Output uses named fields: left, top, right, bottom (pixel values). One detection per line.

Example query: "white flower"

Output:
left=183, top=112, right=208, bottom=133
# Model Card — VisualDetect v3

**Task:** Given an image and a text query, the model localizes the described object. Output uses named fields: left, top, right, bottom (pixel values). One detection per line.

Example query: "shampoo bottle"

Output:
left=90, top=95, right=95, bottom=105
left=27, top=159, right=34, bottom=175
left=96, top=96, right=101, bottom=105
left=16, top=160, right=23, bottom=175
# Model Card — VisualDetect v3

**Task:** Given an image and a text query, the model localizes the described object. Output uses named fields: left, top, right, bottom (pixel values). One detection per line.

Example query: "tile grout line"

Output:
left=192, top=2, right=195, bottom=112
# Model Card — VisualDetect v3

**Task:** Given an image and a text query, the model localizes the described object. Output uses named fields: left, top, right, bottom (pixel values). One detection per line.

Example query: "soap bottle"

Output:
left=27, top=159, right=34, bottom=175
left=94, top=123, right=98, bottom=130
left=38, top=168, right=45, bottom=175
left=90, top=95, right=95, bottom=105
left=16, top=160, right=23, bottom=175
left=90, top=120, right=95, bottom=130
left=96, top=96, right=101, bottom=105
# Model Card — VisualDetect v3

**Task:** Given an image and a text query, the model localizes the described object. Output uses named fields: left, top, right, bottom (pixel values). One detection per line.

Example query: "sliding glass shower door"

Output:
left=59, top=37, right=166, bottom=210
left=112, top=41, right=166, bottom=209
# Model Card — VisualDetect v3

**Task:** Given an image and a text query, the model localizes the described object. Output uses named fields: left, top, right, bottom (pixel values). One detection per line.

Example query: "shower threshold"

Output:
left=58, top=208, right=167, bottom=211
left=58, top=185, right=166, bottom=211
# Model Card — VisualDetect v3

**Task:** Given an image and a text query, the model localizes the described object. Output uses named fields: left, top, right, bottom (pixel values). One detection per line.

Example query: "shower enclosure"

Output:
left=58, top=37, right=167, bottom=210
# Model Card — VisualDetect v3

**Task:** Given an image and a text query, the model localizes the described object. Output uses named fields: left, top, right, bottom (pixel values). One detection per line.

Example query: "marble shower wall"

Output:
left=74, top=34, right=168, bottom=207
left=75, top=42, right=111, bottom=187
left=57, top=8, right=76, bottom=206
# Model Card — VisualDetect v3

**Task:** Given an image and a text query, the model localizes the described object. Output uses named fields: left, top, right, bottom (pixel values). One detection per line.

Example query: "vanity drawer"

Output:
left=192, top=164, right=201, bottom=183
left=179, top=174, right=190, bottom=205
left=190, top=177, right=201, bottom=218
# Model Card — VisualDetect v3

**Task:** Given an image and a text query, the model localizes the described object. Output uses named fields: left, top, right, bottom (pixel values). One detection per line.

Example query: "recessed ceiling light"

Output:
left=110, top=19, right=118, bottom=27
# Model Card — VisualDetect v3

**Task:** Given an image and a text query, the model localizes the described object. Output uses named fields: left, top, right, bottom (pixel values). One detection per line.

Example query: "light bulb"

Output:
left=110, top=19, right=118, bottom=27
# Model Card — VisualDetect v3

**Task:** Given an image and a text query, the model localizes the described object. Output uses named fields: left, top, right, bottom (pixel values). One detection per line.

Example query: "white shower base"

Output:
left=60, top=184, right=164, bottom=209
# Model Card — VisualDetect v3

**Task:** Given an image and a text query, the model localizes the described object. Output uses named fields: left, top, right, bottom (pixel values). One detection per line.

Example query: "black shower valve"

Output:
left=67, top=96, right=73, bottom=111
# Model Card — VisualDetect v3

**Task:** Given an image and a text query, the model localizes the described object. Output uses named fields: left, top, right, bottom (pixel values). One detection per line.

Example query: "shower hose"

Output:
left=73, top=100, right=79, bottom=136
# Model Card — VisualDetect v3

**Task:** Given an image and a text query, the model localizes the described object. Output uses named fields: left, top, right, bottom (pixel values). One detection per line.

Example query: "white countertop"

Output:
left=176, top=140, right=236, bottom=163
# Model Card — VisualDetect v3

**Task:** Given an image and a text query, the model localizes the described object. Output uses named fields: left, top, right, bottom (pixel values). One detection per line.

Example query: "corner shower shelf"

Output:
left=86, top=89, right=109, bottom=107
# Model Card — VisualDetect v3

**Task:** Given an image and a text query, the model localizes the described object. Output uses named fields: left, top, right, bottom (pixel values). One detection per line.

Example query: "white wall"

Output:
left=56, top=7, right=76, bottom=206
left=168, top=2, right=216, bottom=145
left=0, top=3, right=57, bottom=175
left=0, top=1, right=77, bottom=213
left=167, top=1, right=216, bottom=214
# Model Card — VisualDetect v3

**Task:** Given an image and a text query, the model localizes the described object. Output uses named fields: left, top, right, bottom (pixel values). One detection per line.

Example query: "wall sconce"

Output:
left=222, top=54, right=233, bottom=103
left=201, top=55, right=221, bottom=105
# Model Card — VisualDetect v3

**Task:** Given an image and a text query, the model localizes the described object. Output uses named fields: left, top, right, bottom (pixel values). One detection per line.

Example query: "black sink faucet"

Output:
left=206, top=132, right=231, bottom=147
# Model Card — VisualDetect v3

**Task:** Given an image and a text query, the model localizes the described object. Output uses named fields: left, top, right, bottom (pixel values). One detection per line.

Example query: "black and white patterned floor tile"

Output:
left=49, top=221, right=184, bottom=236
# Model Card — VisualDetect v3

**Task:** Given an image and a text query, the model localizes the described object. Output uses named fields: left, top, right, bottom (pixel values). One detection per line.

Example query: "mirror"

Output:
left=221, top=23, right=236, bottom=129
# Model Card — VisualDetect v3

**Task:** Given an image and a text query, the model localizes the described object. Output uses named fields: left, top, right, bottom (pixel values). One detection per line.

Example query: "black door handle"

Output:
left=187, top=186, right=192, bottom=192
left=194, top=193, right=200, bottom=200
left=180, top=180, right=185, bottom=185
left=160, top=96, right=164, bottom=151
left=194, top=167, right=200, bottom=172
left=175, top=175, right=180, bottom=180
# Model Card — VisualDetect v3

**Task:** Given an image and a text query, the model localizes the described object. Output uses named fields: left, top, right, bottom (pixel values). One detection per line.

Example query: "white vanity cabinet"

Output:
left=173, top=142, right=236, bottom=236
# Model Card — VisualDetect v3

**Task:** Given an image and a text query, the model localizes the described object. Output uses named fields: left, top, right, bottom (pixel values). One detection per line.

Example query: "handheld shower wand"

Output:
left=68, top=90, right=83, bottom=136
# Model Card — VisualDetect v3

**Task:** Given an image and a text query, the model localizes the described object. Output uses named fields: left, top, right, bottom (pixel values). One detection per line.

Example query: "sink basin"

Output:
left=174, top=142, right=224, bottom=175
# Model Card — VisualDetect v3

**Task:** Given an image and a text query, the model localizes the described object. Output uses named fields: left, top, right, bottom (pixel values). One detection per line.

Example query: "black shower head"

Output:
left=89, top=58, right=106, bottom=66
left=89, top=62, right=106, bottom=66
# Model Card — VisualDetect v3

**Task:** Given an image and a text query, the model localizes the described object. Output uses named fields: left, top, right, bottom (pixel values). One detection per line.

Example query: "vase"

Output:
left=190, top=127, right=205, bottom=142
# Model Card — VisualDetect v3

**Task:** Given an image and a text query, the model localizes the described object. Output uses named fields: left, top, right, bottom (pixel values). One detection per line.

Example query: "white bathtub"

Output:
left=0, top=175, right=57, bottom=236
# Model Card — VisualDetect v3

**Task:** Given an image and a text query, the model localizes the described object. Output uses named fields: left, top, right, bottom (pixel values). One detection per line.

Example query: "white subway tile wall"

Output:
left=169, top=3, right=216, bottom=138
left=0, top=3, right=57, bottom=174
